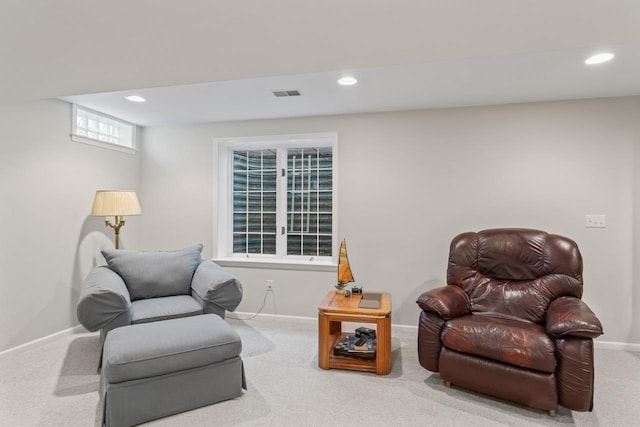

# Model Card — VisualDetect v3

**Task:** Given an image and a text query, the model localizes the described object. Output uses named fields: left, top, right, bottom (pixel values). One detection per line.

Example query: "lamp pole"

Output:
left=104, top=216, right=126, bottom=249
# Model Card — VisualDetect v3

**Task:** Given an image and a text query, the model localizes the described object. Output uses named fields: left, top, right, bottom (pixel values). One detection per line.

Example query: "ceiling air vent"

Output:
left=272, top=89, right=302, bottom=97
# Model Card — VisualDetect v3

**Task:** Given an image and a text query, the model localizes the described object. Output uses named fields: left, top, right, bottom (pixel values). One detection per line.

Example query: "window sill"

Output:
left=212, top=257, right=337, bottom=272
left=71, top=134, right=137, bottom=155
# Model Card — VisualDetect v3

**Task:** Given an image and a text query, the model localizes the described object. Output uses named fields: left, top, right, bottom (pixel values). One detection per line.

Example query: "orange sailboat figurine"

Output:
left=336, top=239, right=355, bottom=293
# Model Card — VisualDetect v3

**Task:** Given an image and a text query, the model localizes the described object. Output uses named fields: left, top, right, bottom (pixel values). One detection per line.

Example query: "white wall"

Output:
left=139, top=97, right=640, bottom=345
left=3, top=96, right=635, bottom=354
left=0, top=99, right=141, bottom=352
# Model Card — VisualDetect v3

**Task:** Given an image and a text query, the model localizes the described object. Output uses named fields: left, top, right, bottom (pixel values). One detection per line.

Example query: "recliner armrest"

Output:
left=76, top=266, right=132, bottom=332
left=191, top=260, right=243, bottom=312
left=546, top=296, right=603, bottom=338
left=416, top=285, right=470, bottom=320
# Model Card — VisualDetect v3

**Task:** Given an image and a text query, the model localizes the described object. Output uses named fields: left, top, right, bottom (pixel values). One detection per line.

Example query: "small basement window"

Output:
left=71, top=104, right=137, bottom=154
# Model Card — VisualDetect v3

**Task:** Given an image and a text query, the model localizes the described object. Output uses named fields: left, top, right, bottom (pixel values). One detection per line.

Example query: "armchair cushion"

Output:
left=546, top=296, right=603, bottom=338
left=131, top=295, right=203, bottom=324
left=191, top=260, right=243, bottom=312
left=442, top=314, right=556, bottom=373
left=102, top=244, right=203, bottom=301
left=416, top=285, right=470, bottom=320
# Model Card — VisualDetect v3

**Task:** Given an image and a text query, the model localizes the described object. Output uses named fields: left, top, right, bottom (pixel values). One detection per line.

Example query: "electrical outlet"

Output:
left=585, top=214, right=606, bottom=228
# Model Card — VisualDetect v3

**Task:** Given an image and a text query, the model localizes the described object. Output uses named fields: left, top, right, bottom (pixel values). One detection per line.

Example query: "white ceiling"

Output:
left=2, top=1, right=640, bottom=126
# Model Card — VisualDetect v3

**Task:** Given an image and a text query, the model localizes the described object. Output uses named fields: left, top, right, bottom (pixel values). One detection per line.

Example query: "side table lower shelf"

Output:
left=328, top=333, right=377, bottom=372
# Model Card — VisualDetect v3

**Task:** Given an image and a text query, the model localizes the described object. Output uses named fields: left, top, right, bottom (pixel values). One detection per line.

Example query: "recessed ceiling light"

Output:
left=125, top=95, right=146, bottom=103
left=338, top=76, right=357, bottom=86
left=585, top=53, right=614, bottom=65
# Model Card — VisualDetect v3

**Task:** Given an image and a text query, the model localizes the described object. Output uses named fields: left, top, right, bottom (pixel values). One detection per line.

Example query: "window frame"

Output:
left=70, top=104, right=138, bottom=154
left=213, top=132, right=338, bottom=270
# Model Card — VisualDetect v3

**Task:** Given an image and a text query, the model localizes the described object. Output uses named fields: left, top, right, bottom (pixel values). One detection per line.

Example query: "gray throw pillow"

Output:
left=102, top=244, right=203, bottom=301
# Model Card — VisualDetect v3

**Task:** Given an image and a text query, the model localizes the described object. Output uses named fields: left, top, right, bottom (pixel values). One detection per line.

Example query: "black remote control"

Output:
left=355, top=336, right=368, bottom=346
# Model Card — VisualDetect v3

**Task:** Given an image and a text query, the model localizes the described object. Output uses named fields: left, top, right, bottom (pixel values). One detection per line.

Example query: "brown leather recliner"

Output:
left=416, top=229, right=603, bottom=414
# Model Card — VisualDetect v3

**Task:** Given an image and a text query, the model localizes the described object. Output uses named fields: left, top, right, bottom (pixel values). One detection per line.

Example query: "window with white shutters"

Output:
left=216, top=133, right=337, bottom=266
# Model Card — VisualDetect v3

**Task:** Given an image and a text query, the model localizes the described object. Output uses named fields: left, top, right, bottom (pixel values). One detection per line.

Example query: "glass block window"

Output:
left=286, top=147, right=333, bottom=257
left=71, top=105, right=136, bottom=152
left=233, top=149, right=278, bottom=254
left=217, top=133, right=337, bottom=264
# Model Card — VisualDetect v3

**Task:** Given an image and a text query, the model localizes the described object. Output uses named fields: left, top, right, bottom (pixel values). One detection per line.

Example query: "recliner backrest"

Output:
left=447, top=228, right=583, bottom=323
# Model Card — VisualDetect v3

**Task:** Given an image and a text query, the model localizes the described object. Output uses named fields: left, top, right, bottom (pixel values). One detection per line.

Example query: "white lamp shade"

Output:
left=91, top=190, right=142, bottom=216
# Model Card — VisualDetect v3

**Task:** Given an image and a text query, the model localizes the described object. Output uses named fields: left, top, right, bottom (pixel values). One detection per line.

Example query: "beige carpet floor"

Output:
left=1, top=315, right=638, bottom=426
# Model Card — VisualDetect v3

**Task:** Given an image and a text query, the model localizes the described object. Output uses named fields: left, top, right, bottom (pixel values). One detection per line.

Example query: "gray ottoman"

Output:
left=101, top=314, right=245, bottom=427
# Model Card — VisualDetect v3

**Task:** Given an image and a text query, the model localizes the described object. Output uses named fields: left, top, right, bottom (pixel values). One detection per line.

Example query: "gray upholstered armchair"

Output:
left=76, top=244, right=243, bottom=343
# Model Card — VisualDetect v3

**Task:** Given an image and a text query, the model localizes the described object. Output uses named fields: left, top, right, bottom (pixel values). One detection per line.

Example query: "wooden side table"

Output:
left=318, top=290, right=391, bottom=375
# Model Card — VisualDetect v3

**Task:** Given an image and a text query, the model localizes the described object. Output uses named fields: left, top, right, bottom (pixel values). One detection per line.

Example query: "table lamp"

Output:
left=91, top=190, right=142, bottom=249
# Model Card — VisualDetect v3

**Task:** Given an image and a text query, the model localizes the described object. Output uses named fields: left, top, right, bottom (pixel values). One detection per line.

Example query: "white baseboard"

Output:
left=0, top=325, right=87, bottom=359
left=392, top=323, right=419, bottom=330
left=227, top=311, right=316, bottom=322
left=594, top=340, right=640, bottom=352
left=230, top=312, right=640, bottom=352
